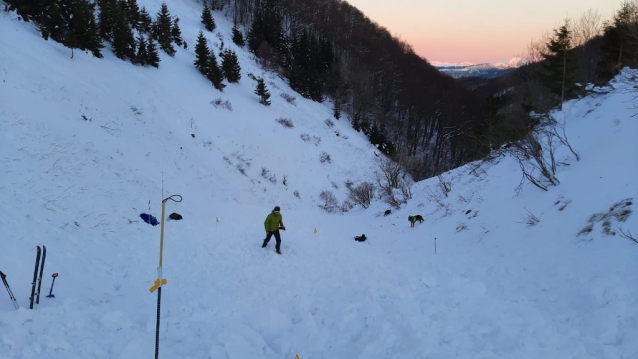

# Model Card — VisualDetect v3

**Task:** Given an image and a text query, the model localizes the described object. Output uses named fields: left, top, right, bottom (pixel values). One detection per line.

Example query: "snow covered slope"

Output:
left=1, top=1, right=637, bottom=358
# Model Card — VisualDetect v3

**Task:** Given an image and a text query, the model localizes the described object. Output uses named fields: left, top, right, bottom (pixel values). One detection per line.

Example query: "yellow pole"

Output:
left=159, top=200, right=167, bottom=268
left=151, top=194, right=182, bottom=359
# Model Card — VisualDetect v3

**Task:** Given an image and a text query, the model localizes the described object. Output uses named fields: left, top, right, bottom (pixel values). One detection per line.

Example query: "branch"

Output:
left=617, top=226, right=638, bottom=244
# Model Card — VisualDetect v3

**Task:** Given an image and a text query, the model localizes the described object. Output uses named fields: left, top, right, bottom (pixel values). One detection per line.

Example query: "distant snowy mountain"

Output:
left=432, top=58, right=524, bottom=79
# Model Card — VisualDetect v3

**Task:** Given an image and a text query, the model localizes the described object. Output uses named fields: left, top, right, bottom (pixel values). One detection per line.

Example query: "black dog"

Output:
left=408, top=215, right=424, bottom=227
left=354, top=234, right=367, bottom=242
left=384, top=209, right=391, bottom=216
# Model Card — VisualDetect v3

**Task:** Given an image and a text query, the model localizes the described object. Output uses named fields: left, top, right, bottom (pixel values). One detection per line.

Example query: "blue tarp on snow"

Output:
left=140, top=213, right=159, bottom=226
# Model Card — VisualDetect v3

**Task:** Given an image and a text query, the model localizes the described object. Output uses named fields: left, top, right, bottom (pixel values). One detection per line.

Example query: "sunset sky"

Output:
left=345, top=0, right=621, bottom=64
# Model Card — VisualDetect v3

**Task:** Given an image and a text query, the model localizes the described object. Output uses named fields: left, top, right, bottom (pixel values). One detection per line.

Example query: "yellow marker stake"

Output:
left=314, top=228, right=317, bottom=233
left=152, top=194, right=182, bottom=359
left=149, top=279, right=167, bottom=293
left=295, top=355, right=300, bottom=359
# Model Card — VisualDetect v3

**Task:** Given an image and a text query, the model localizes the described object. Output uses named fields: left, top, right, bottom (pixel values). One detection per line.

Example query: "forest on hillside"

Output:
left=4, top=0, right=635, bottom=184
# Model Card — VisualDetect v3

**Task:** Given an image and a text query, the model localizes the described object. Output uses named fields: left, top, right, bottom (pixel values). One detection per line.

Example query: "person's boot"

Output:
left=261, top=241, right=267, bottom=248
left=276, top=249, right=281, bottom=254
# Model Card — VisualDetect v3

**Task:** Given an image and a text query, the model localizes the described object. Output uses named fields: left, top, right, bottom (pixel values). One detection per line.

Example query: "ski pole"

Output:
left=1, top=271, right=19, bottom=309
left=46, top=273, right=58, bottom=298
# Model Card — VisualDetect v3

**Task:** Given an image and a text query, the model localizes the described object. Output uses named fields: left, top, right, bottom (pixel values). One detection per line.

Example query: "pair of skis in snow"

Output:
left=28, top=245, right=58, bottom=308
left=1, top=246, right=58, bottom=310
left=30, top=245, right=58, bottom=309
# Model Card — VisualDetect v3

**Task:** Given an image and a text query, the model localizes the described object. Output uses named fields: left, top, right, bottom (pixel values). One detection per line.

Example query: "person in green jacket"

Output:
left=262, top=206, right=285, bottom=254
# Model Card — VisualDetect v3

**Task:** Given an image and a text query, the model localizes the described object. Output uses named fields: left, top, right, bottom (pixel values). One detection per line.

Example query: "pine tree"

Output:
left=206, top=53, right=225, bottom=91
left=5, top=0, right=44, bottom=22
left=351, top=114, right=362, bottom=132
left=154, top=2, right=175, bottom=56
left=231, top=24, right=244, bottom=47
left=134, top=34, right=148, bottom=65
left=38, top=0, right=66, bottom=42
left=97, top=0, right=117, bottom=42
left=126, top=0, right=140, bottom=29
left=598, top=3, right=636, bottom=80
left=221, top=49, right=241, bottom=83
left=138, top=6, right=152, bottom=33
left=38, top=0, right=103, bottom=59
left=247, top=0, right=285, bottom=55
left=146, top=36, right=160, bottom=68
left=541, top=20, right=577, bottom=106
left=67, top=0, right=103, bottom=58
left=255, top=78, right=271, bottom=105
left=194, top=31, right=210, bottom=74
left=332, top=100, right=340, bottom=120
left=201, top=6, right=216, bottom=32
left=111, top=3, right=136, bottom=60
left=171, top=17, right=183, bottom=47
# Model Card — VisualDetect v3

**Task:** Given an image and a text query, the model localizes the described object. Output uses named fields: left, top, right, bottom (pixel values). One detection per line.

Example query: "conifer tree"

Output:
left=598, top=3, right=636, bottom=80
left=134, top=34, right=148, bottom=65
left=38, top=0, right=66, bottom=42
left=332, top=101, right=341, bottom=120
left=221, top=49, right=241, bottom=83
left=247, top=0, right=285, bottom=55
left=231, top=24, right=245, bottom=47
left=171, top=17, right=183, bottom=47
left=126, top=0, right=140, bottom=29
left=146, top=36, right=160, bottom=68
left=541, top=20, right=577, bottom=106
left=71, top=0, right=104, bottom=58
left=206, top=53, right=225, bottom=91
left=201, top=6, right=216, bottom=32
left=351, top=115, right=362, bottom=132
left=194, top=31, right=211, bottom=74
left=154, top=2, right=175, bottom=56
left=111, top=3, right=136, bottom=60
left=255, top=78, right=271, bottom=105
left=97, top=0, right=117, bottom=42
left=39, top=0, right=103, bottom=58
left=5, top=0, right=44, bottom=22
left=138, top=6, right=152, bottom=33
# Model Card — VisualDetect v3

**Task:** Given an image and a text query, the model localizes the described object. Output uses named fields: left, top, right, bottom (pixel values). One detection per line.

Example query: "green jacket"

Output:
left=264, top=211, right=284, bottom=231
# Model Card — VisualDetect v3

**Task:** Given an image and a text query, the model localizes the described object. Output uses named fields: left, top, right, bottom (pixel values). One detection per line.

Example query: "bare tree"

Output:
left=509, top=129, right=560, bottom=193
left=318, top=190, right=339, bottom=213
left=376, top=157, right=404, bottom=191
left=617, top=226, right=638, bottom=243
left=572, top=9, right=603, bottom=47
left=397, top=175, right=413, bottom=201
left=545, top=114, right=580, bottom=161
left=348, top=182, right=375, bottom=208
left=522, top=30, right=553, bottom=63
left=438, top=174, right=451, bottom=197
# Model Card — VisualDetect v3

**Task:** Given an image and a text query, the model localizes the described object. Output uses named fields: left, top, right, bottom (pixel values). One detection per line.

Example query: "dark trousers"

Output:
left=263, top=230, right=281, bottom=250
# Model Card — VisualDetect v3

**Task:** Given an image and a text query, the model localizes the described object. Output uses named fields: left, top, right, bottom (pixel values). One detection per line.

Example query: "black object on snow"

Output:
left=169, top=212, right=183, bottom=220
